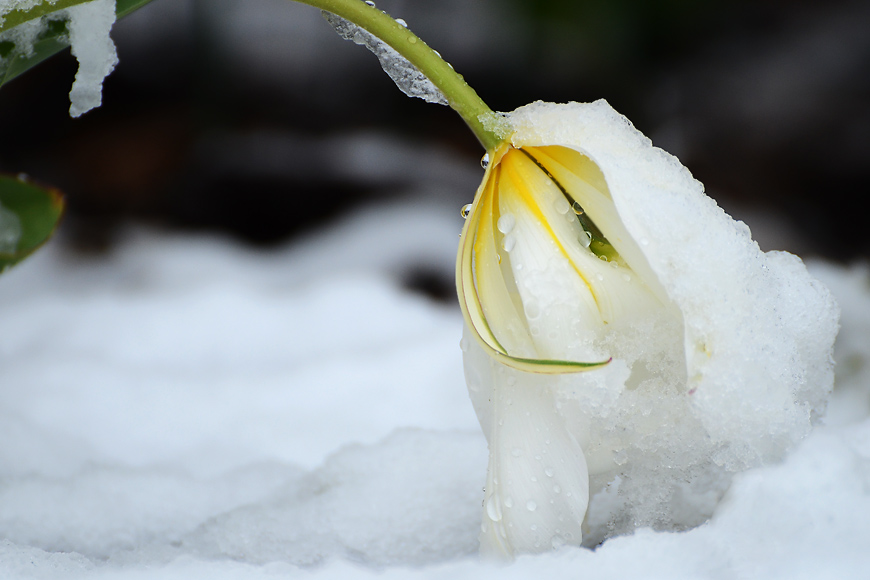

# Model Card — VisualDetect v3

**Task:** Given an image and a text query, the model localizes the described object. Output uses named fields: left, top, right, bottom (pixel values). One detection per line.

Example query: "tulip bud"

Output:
left=458, top=100, right=839, bottom=558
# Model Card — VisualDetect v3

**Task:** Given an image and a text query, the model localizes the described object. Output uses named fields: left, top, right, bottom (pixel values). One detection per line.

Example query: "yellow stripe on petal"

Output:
left=456, top=147, right=610, bottom=374
left=528, top=145, right=671, bottom=306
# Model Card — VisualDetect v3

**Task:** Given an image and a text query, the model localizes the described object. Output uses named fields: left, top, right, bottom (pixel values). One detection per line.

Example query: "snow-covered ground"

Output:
left=1, top=199, right=869, bottom=579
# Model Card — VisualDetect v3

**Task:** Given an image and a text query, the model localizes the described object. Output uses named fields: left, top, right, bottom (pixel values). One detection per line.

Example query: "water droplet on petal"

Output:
left=572, top=201, right=585, bottom=215
left=530, top=476, right=537, bottom=482
left=485, top=496, right=502, bottom=522
left=526, top=500, right=537, bottom=512
left=408, top=36, right=417, bottom=44
left=545, top=468, right=554, bottom=477
left=554, top=197, right=570, bottom=215
left=480, top=153, right=490, bottom=169
left=460, top=203, right=472, bottom=218
left=524, top=299, right=541, bottom=320
left=502, top=234, right=516, bottom=252
left=395, top=18, right=408, bottom=27
left=530, top=524, right=537, bottom=531
left=365, top=0, right=375, bottom=5
left=623, top=273, right=631, bottom=282
left=497, top=213, right=516, bottom=234
left=579, top=230, right=592, bottom=248
left=504, top=496, right=513, bottom=508
left=553, top=484, right=561, bottom=493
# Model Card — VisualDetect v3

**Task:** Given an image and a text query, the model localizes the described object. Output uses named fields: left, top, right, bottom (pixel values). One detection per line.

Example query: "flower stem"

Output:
left=293, top=0, right=508, bottom=150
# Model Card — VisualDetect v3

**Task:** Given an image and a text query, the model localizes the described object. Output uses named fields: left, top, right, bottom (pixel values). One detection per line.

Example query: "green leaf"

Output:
left=0, top=0, right=156, bottom=89
left=0, top=174, right=65, bottom=273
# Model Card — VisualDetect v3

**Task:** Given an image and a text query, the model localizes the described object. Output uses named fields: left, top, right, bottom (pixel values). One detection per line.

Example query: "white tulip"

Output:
left=457, top=100, right=839, bottom=558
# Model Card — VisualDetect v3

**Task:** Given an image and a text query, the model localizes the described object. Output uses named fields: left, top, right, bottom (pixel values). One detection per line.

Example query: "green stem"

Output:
left=2, top=0, right=508, bottom=149
left=294, top=0, right=508, bottom=150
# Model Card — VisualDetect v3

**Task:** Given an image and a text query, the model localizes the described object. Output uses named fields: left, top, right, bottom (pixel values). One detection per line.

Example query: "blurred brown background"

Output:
left=1, top=0, right=868, bottom=280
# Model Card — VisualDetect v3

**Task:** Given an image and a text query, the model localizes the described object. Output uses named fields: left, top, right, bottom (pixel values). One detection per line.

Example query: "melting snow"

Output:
left=0, top=196, right=868, bottom=579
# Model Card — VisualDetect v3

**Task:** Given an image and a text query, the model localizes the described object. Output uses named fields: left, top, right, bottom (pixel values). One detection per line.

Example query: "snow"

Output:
left=322, top=10, right=448, bottom=105
left=0, top=0, right=117, bottom=117
left=0, top=194, right=868, bottom=578
left=66, top=0, right=118, bottom=117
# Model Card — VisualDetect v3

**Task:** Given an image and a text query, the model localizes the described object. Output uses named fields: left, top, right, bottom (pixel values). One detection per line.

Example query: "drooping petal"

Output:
left=456, top=147, right=611, bottom=374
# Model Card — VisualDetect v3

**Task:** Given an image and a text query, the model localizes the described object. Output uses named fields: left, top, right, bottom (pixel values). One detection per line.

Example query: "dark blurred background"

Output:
left=1, top=0, right=868, bottom=288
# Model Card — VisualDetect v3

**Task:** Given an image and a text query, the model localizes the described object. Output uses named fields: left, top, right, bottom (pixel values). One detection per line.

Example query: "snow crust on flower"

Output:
left=464, top=99, right=839, bottom=547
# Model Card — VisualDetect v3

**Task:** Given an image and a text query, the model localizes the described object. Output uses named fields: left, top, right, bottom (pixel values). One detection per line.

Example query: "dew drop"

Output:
left=553, top=484, right=561, bottom=493
left=552, top=535, right=567, bottom=549
left=502, top=234, right=516, bottom=252
left=571, top=201, right=585, bottom=215
left=526, top=500, right=537, bottom=512
left=623, top=273, right=631, bottom=282
left=554, top=197, right=570, bottom=215
left=480, top=153, right=490, bottom=169
left=579, top=230, right=592, bottom=248
left=504, top=496, right=514, bottom=508
left=459, top=337, right=469, bottom=352
left=395, top=18, right=408, bottom=27
left=497, top=213, right=516, bottom=234
left=610, top=260, right=619, bottom=269
left=408, top=36, right=417, bottom=43
left=524, top=299, right=541, bottom=320
left=530, top=476, right=538, bottom=483
left=506, top=375, right=517, bottom=386
left=497, top=253, right=502, bottom=264
left=460, top=203, right=472, bottom=218
left=485, top=496, right=502, bottom=522
left=365, top=0, right=375, bottom=5
left=545, top=468, right=554, bottom=477
left=530, top=524, right=537, bottom=531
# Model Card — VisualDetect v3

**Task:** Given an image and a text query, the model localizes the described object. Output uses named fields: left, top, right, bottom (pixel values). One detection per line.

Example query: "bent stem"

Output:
left=293, top=0, right=508, bottom=150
